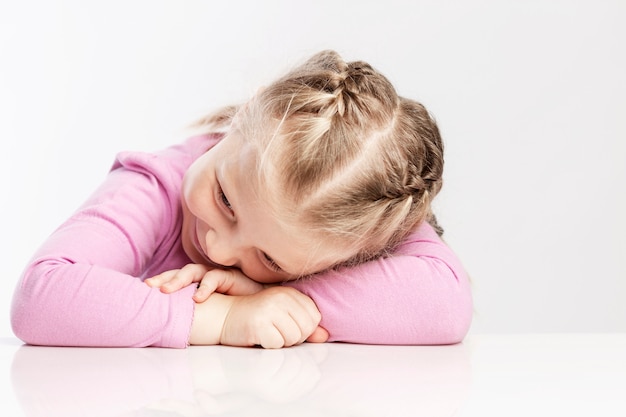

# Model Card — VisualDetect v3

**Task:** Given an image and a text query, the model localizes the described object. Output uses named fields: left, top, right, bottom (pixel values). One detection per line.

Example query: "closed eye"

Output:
left=219, top=188, right=232, bottom=211
left=262, top=252, right=283, bottom=273
left=215, top=174, right=234, bottom=215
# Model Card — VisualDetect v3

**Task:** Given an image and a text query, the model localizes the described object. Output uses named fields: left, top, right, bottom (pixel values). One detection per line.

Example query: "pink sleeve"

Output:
left=10, top=151, right=197, bottom=348
left=284, top=222, right=473, bottom=345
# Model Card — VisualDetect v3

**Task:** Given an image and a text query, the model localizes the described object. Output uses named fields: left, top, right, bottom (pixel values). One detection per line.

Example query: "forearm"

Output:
left=286, top=256, right=472, bottom=345
left=188, top=293, right=233, bottom=345
left=283, top=223, right=473, bottom=345
left=11, top=260, right=196, bottom=348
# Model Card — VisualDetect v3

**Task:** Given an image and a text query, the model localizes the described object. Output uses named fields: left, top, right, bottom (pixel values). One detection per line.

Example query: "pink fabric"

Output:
left=11, top=134, right=472, bottom=348
left=285, top=224, right=473, bottom=345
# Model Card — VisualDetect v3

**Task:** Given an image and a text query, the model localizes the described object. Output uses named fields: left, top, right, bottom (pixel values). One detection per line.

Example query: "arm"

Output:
left=283, top=221, right=473, bottom=345
left=146, top=264, right=324, bottom=348
left=190, top=287, right=322, bottom=348
left=10, top=150, right=197, bottom=348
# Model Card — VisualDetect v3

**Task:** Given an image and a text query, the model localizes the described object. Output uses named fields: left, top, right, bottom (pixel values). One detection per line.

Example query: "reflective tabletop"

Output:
left=1, top=333, right=624, bottom=416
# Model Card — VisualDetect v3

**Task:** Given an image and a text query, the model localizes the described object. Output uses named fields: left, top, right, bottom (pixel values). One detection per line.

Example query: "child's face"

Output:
left=180, top=130, right=346, bottom=283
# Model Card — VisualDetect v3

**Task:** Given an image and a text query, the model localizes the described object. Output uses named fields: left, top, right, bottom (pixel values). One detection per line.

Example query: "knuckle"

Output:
left=285, top=334, right=301, bottom=347
left=271, top=289, right=296, bottom=303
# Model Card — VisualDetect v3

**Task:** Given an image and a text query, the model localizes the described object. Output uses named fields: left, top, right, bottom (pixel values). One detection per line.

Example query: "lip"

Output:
left=192, top=225, right=228, bottom=269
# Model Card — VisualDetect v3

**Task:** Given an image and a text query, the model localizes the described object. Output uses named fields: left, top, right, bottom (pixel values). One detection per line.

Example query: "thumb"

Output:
left=306, top=326, right=329, bottom=343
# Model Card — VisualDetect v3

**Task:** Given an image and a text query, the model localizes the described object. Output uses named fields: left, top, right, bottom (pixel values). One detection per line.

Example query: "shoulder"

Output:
left=111, top=133, right=223, bottom=187
left=395, top=220, right=449, bottom=253
left=394, top=221, right=468, bottom=282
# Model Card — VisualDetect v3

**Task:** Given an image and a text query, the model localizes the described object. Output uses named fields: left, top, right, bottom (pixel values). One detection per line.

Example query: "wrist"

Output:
left=189, top=293, right=234, bottom=345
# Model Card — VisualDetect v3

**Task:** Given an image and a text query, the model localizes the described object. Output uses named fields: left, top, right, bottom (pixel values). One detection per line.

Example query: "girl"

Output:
left=10, top=50, right=472, bottom=348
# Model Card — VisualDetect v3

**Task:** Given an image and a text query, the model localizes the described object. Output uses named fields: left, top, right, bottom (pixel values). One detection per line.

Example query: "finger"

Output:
left=193, top=268, right=247, bottom=302
left=197, top=268, right=263, bottom=298
left=306, top=326, right=329, bottom=343
left=258, top=325, right=288, bottom=349
left=160, top=274, right=191, bottom=293
left=162, top=264, right=210, bottom=293
left=285, top=292, right=322, bottom=343
left=193, top=277, right=220, bottom=303
left=211, top=269, right=263, bottom=295
left=285, top=288, right=322, bottom=327
left=260, top=288, right=321, bottom=345
left=272, top=313, right=308, bottom=347
left=192, top=285, right=213, bottom=303
left=144, top=269, right=180, bottom=289
left=193, top=269, right=229, bottom=302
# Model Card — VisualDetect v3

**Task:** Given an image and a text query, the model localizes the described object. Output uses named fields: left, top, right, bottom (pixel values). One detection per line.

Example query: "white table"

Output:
left=1, top=333, right=624, bottom=416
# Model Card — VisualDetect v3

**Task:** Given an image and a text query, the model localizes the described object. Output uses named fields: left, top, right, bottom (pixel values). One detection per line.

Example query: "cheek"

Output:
left=239, top=262, right=286, bottom=284
left=182, top=153, right=215, bottom=213
left=182, top=177, right=210, bottom=220
left=180, top=201, right=200, bottom=263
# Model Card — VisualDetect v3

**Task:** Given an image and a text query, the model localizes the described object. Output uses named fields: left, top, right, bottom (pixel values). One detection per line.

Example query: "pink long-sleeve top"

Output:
left=11, top=134, right=472, bottom=348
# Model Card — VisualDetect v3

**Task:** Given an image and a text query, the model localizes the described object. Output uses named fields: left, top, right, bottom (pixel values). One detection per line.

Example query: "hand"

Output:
left=145, top=264, right=264, bottom=302
left=221, top=287, right=324, bottom=349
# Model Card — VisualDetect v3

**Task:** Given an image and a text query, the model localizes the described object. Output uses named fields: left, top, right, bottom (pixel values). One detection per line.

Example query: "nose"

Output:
left=204, top=228, right=240, bottom=268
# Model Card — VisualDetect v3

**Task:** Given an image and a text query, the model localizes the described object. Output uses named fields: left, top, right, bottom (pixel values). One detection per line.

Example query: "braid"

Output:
left=390, top=98, right=445, bottom=240
left=333, top=96, right=445, bottom=257
left=200, top=50, right=446, bottom=267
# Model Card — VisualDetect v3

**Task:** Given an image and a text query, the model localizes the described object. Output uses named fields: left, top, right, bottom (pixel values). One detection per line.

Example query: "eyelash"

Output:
left=216, top=180, right=233, bottom=214
left=219, top=189, right=232, bottom=211
left=216, top=177, right=280, bottom=273
left=262, top=252, right=282, bottom=272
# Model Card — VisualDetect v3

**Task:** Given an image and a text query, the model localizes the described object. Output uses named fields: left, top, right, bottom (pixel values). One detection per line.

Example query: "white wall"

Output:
left=1, top=0, right=624, bottom=337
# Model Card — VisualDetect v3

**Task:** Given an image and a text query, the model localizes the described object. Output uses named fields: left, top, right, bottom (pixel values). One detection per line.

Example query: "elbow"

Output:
left=10, top=270, right=48, bottom=346
left=428, top=258, right=474, bottom=345
left=430, top=281, right=473, bottom=345
left=10, top=260, right=65, bottom=346
left=431, top=304, right=473, bottom=345
left=404, top=267, right=474, bottom=345
left=395, top=295, right=472, bottom=346
left=10, top=294, right=37, bottom=345
left=391, top=301, right=472, bottom=346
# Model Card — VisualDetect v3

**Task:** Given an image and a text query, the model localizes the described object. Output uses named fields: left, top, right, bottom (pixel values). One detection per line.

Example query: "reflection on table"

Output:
left=11, top=342, right=471, bottom=417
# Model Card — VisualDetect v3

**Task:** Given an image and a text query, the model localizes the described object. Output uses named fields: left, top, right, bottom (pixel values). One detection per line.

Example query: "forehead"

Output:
left=217, top=130, right=349, bottom=277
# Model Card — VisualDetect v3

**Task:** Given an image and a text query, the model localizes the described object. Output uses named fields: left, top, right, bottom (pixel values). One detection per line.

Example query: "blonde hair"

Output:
left=193, top=50, right=444, bottom=266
